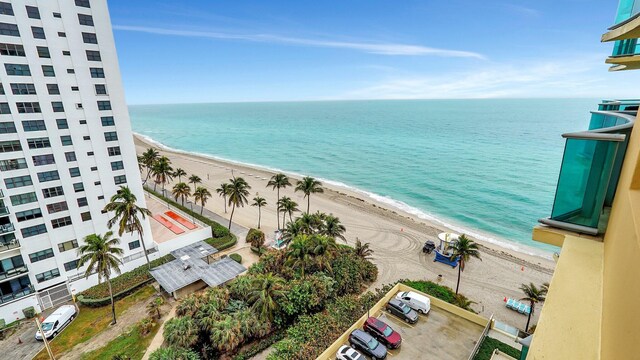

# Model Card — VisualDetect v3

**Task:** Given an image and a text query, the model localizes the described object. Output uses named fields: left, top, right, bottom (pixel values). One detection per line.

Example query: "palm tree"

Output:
left=520, top=282, right=547, bottom=333
left=172, top=182, right=191, bottom=206
left=266, top=173, right=291, bottom=230
left=137, top=155, right=144, bottom=173
left=277, top=197, right=299, bottom=228
left=309, top=235, right=337, bottom=272
left=77, top=232, right=123, bottom=325
left=295, top=176, right=323, bottom=214
left=248, top=273, right=285, bottom=321
left=104, top=186, right=153, bottom=268
left=210, top=316, right=242, bottom=353
left=297, top=212, right=319, bottom=235
left=152, top=156, right=173, bottom=194
left=188, top=174, right=202, bottom=192
left=282, top=220, right=303, bottom=245
left=163, top=316, right=199, bottom=349
left=173, top=168, right=187, bottom=183
left=450, top=234, right=482, bottom=294
left=140, top=148, right=159, bottom=185
left=251, top=196, right=267, bottom=229
left=285, top=236, right=312, bottom=278
left=193, top=186, right=211, bottom=215
left=147, top=296, right=164, bottom=319
left=216, top=182, right=230, bottom=213
left=226, top=177, right=252, bottom=230
left=354, top=238, right=374, bottom=260
left=320, top=214, right=346, bottom=242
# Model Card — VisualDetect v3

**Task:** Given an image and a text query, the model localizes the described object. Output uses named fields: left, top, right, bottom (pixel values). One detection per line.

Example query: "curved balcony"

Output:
left=539, top=100, right=636, bottom=235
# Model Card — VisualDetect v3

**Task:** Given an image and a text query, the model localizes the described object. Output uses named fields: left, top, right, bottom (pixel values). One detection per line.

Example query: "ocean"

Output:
left=129, top=99, right=597, bottom=255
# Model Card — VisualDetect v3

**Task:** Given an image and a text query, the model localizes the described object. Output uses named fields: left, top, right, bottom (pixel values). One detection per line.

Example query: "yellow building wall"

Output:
left=600, top=117, right=640, bottom=358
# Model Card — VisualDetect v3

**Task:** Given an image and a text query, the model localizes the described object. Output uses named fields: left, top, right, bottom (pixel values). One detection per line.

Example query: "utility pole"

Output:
left=35, top=317, right=56, bottom=360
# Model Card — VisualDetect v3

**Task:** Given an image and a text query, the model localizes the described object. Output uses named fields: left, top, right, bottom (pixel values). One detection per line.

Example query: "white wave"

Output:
left=135, top=132, right=554, bottom=260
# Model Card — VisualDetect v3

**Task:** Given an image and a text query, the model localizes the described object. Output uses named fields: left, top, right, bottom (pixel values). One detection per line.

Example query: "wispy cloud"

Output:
left=113, top=25, right=486, bottom=59
left=505, top=4, right=541, bottom=17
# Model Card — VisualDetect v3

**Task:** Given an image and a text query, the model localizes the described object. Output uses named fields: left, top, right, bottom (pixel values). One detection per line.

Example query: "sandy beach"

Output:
left=134, top=134, right=554, bottom=329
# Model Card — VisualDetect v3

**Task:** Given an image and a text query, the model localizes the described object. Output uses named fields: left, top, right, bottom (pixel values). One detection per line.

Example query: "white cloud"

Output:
left=113, top=25, right=486, bottom=59
left=505, top=4, right=541, bottom=17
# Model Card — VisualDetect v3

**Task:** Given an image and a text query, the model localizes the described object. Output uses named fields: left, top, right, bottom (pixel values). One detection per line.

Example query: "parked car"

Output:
left=363, top=316, right=402, bottom=349
left=35, top=305, right=77, bottom=341
left=336, top=344, right=366, bottom=360
left=386, top=298, right=419, bottom=324
left=349, top=329, right=388, bottom=360
left=396, top=291, right=431, bottom=314
left=422, top=240, right=436, bottom=254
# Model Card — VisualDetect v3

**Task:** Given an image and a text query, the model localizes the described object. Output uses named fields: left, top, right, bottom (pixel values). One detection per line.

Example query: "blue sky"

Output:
left=108, top=0, right=639, bottom=104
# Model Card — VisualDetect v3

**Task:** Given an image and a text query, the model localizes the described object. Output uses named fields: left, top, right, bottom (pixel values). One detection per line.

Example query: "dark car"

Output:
left=386, top=298, right=419, bottom=324
left=349, top=329, right=388, bottom=360
left=363, top=317, right=402, bottom=349
left=422, top=240, right=436, bottom=254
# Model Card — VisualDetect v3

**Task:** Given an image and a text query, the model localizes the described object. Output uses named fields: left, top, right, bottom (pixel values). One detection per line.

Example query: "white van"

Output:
left=35, top=305, right=77, bottom=341
left=395, top=291, right=431, bottom=314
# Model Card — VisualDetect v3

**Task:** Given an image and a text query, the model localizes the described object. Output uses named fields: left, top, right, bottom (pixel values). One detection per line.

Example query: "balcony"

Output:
left=0, top=237, right=19, bottom=253
left=605, top=38, right=640, bottom=71
left=0, top=223, right=15, bottom=235
left=0, top=264, right=28, bottom=281
left=0, top=284, right=35, bottom=305
left=602, top=0, right=640, bottom=41
left=538, top=100, right=635, bottom=236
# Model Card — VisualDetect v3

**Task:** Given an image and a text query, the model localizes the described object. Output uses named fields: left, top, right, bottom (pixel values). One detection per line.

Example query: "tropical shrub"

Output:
left=229, top=253, right=242, bottom=264
left=149, top=346, right=200, bottom=360
left=22, top=306, right=35, bottom=318
left=163, top=316, right=199, bottom=349
left=246, top=228, right=266, bottom=248
left=332, top=247, right=378, bottom=296
left=473, top=337, right=521, bottom=360
left=138, top=317, right=155, bottom=336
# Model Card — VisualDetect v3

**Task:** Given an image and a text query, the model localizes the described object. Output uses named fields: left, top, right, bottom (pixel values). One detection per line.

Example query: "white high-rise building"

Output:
left=0, top=0, right=153, bottom=323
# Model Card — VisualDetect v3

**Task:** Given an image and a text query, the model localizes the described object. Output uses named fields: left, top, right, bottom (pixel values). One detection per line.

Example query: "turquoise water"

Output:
left=130, top=99, right=597, bottom=255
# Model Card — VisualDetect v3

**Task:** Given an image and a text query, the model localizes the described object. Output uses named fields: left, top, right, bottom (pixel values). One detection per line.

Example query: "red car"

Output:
left=363, top=317, right=402, bottom=349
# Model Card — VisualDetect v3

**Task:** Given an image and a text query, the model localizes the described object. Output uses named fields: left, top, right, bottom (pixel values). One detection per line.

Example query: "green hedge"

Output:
left=232, top=330, right=284, bottom=360
left=145, top=187, right=236, bottom=246
left=77, top=255, right=174, bottom=306
left=401, top=280, right=457, bottom=303
left=205, top=237, right=237, bottom=251
left=473, top=337, right=521, bottom=360
left=229, top=253, right=242, bottom=264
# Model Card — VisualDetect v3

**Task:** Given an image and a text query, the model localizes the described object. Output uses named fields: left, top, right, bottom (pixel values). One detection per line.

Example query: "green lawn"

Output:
left=33, top=285, right=156, bottom=360
left=80, top=322, right=160, bottom=360
left=473, top=336, right=522, bottom=360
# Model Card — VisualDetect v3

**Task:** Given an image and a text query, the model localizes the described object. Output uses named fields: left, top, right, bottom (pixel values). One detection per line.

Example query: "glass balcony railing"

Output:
left=0, top=264, right=28, bottom=281
left=0, top=238, right=19, bottom=253
left=0, top=206, right=8, bottom=216
left=0, top=285, right=34, bottom=304
left=540, top=100, right=636, bottom=235
left=0, top=223, right=14, bottom=235
left=615, top=0, right=640, bottom=24
left=612, top=38, right=640, bottom=57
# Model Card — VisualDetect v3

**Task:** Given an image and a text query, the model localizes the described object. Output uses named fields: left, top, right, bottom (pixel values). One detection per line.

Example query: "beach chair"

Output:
left=523, top=305, right=531, bottom=315
left=506, top=298, right=517, bottom=309
left=517, top=303, right=527, bottom=314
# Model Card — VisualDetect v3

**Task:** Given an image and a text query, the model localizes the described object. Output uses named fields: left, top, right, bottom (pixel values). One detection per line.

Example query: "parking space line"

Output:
left=379, top=312, right=416, bottom=328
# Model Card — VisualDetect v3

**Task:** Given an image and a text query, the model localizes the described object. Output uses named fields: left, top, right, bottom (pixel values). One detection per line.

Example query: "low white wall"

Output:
left=156, top=226, right=212, bottom=254
left=0, top=295, right=41, bottom=326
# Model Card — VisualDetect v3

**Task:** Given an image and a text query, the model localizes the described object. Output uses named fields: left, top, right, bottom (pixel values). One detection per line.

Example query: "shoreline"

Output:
left=134, top=132, right=554, bottom=274
left=134, top=132, right=554, bottom=262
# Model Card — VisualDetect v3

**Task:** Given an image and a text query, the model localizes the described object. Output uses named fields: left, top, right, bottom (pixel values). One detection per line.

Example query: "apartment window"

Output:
left=46, top=201, right=68, bottom=214
left=0, top=121, right=16, bottom=133
left=72, top=86, right=79, bottom=91
left=5, top=175, right=32, bottom=189
left=85, top=50, right=101, bottom=61
left=73, top=182, right=84, bottom=192
left=31, top=26, right=45, bottom=39
left=64, top=259, right=79, bottom=271
left=62, top=50, right=70, bottom=56
left=27, top=137, right=50, bottom=149
left=97, top=195, right=104, bottom=200
left=53, top=12, right=61, bottom=19
left=0, top=140, right=21, bottom=153
left=114, top=175, right=126, bottom=185
left=80, top=212, right=91, bottom=221
left=82, top=32, right=97, bottom=44
left=87, top=151, right=93, bottom=156
left=36, top=46, right=49, bottom=58
left=82, top=135, right=89, bottom=140
left=111, top=161, right=124, bottom=171
left=94, top=181, right=100, bottom=185
left=77, top=197, right=87, bottom=207
left=29, top=249, right=54, bottom=264
left=0, top=22, right=19, bottom=36
left=66, top=69, right=74, bottom=74
left=58, top=32, right=66, bottom=38
left=90, top=67, right=104, bottom=78
left=5, top=64, right=30, bottom=76
left=32, top=154, right=55, bottom=166
left=64, top=152, right=76, bottom=162
left=11, top=83, right=36, bottom=95
left=76, top=104, right=83, bottom=110
left=17, top=102, right=41, bottom=113
left=21, top=223, right=47, bottom=238
left=0, top=158, right=27, bottom=171
left=37, top=170, right=59, bottom=182
left=25, top=6, right=39, bottom=19
left=107, top=146, right=121, bottom=156
left=98, top=101, right=111, bottom=111
left=0, top=2, right=13, bottom=16
left=0, top=102, right=9, bottom=114
left=0, top=43, right=24, bottom=56
left=16, top=208, right=42, bottom=222
left=90, top=166, right=97, bottom=171
left=104, top=131, right=118, bottom=141
left=22, top=120, right=46, bottom=132
left=58, top=239, right=78, bottom=252
left=69, top=167, right=80, bottom=177
left=60, top=135, right=72, bottom=146
left=101, top=116, right=115, bottom=126
left=36, top=268, right=60, bottom=283
left=42, top=186, right=63, bottom=198
left=79, top=119, right=86, bottom=124
left=75, top=0, right=91, bottom=8
left=51, top=216, right=71, bottom=228
left=42, top=65, right=55, bottom=77
left=51, top=102, right=64, bottom=112
left=10, top=192, right=37, bottom=206
left=78, top=14, right=93, bottom=26
left=129, top=240, right=141, bottom=250
left=54, top=120, right=68, bottom=131
left=95, top=84, right=107, bottom=95
left=0, top=83, right=3, bottom=94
